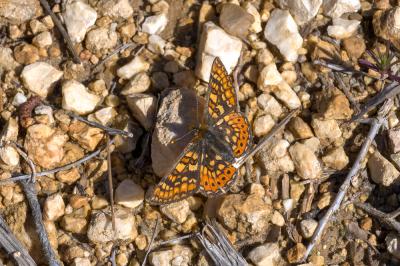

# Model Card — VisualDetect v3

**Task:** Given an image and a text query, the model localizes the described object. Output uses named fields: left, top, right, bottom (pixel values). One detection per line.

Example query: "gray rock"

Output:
left=126, top=94, right=157, bottom=131
left=368, top=150, right=400, bottom=186
left=151, top=89, right=203, bottom=177
left=247, top=243, right=282, bottom=266
left=219, top=3, right=254, bottom=39
left=277, top=0, right=322, bottom=25
left=0, top=0, right=40, bottom=24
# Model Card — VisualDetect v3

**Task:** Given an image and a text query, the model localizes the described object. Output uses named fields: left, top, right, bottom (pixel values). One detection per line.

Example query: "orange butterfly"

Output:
left=147, top=57, right=252, bottom=204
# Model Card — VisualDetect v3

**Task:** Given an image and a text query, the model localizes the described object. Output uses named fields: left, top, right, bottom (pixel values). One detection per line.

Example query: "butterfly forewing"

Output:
left=147, top=143, right=201, bottom=204
left=207, top=57, right=237, bottom=122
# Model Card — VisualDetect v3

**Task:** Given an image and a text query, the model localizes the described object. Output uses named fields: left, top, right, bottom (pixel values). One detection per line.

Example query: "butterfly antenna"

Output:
left=170, top=129, right=196, bottom=144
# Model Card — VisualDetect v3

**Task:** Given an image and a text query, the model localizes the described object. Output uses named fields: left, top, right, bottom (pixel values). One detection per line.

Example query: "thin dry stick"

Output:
left=106, top=137, right=116, bottom=233
left=141, top=218, right=160, bottom=266
left=38, top=0, right=80, bottom=64
left=13, top=146, right=60, bottom=266
left=234, top=109, right=299, bottom=168
left=355, top=203, right=400, bottom=234
left=302, top=101, right=391, bottom=261
left=68, top=112, right=133, bottom=138
left=1, top=140, right=115, bottom=185
left=93, top=43, right=141, bottom=73
left=0, top=214, right=37, bottom=266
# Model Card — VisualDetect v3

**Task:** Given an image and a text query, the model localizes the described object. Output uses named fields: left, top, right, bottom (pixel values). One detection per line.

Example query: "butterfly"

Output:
left=147, top=57, right=252, bottom=204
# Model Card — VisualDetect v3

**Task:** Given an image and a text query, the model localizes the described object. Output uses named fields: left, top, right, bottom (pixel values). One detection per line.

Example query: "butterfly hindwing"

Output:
left=147, top=143, right=201, bottom=204
left=207, top=57, right=237, bottom=122
left=214, top=111, right=252, bottom=158
left=199, top=142, right=237, bottom=195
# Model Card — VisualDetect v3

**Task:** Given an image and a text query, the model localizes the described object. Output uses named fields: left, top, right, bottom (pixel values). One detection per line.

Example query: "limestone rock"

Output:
left=277, top=0, right=322, bottom=25
left=63, top=1, right=97, bottom=43
left=323, top=0, right=361, bottom=18
left=21, top=62, right=63, bottom=98
left=97, top=0, right=133, bottom=19
left=160, top=200, right=191, bottom=224
left=328, top=18, right=360, bottom=40
left=87, top=206, right=138, bottom=243
left=117, top=56, right=150, bottom=80
left=219, top=3, right=254, bottom=39
left=115, top=179, right=144, bottom=209
left=248, top=243, right=282, bottom=266
left=0, top=0, right=40, bottom=24
left=289, top=142, right=321, bottom=180
left=62, top=80, right=101, bottom=115
left=43, top=193, right=65, bottom=221
left=368, top=150, right=400, bottom=186
left=264, top=9, right=303, bottom=62
left=142, top=14, right=168, bottom=35
left=149, top=245, right=193, bottom=266
left=195, top=22, right=242, bottom=81
left=85, top=27, right=118, bottom=53
left=126, top=94, right=157, bottom=130
left=322, top=146, right=349, bottom=170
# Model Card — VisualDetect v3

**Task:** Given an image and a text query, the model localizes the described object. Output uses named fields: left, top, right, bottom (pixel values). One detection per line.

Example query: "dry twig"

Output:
left=302, top=100, right=393, bottom=261
left=13, top=145, right=60, bottom=266
left=38, top=0, right=81, bottom=64
left=355, top=203, right=400, bottom=234
left=141, top=218, right=160, bottom=266
left=0, top=214, right=37, bottom=266
left=1, top=140, right=115, bottom=185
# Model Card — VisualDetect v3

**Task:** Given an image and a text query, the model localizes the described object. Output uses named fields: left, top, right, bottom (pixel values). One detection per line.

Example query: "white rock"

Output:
left=32, top=31, right=52, bottom=48
left=115, top=179, right=144, bottom=209
left=72, top=258, right=91, bottom=266
left=0, top=47, right=19, bottom=75
left=62, top=80, right=101, bottom=115
left=126, top=94, right=157, bottom=130
left=300, top=219, right=318, bottom=239
left=148, top=35, right=166, bottom=54
left=98, top=0, right=133, bottom=19
left=0, top=145, right=19, bottom=169
left=271, top=211, right=285, bottom=226
left=243, top=3, right=262, bottom=33
left=323, top=0, right=361, bottom=18
left=311, top=117, right=342, bottom=145
left=264, top=9, right=303, bottom=62
left=283, top=198, right=294, bottom=213
left=257, top=94, right=283, bottom=120
left=121, top=72, right=151, bottom=95
left=43, top=193, right=65, bottom=221
left=0, top=118, right=18, bottom=143
left=386, top=233, right=400, bottom=260
left=90, top=107, right=116, bottom=125
left=117, top=56, right=150, bottom=80
left=87, top=207, right=138, bottom=243
left=142, top=13, right=168, bottom=35
left=195, top=22, right=242, bottom=81
left=248, top=243, right=282, bottom=266
left=368, top=150, right=400, bottom=186
left=327, top=18, right=360, bottom=40
left=277, top=0, right=322, bottom=25
left=271, top=81, right=301, bottom=110
left=63, top=1, right=97, bottom=43
left=21, top=62, right=63, bottom=98
left=85, top=27, right=118, bottom=52
left=253, top=114, right=275, bottom=137
left=289, top=142, right=322, bottom=180
left=257, top=64, right=283, bottom=90
left=12, top=93, right=27, bottom=106
left=35, top=105, right=55, bottom=124
left=160, top=200, right=191, bottom=224
left=149, top=245, right=192, bottom=266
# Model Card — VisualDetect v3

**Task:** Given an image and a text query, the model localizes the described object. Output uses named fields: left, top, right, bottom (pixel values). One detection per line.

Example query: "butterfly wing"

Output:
left=147, top=143, right=201, bottom=204
left=206, top=57, right=237, bottom=123
left=213, top=111, right=252, bottom=158
left=198, top=141, right=238, bottom=196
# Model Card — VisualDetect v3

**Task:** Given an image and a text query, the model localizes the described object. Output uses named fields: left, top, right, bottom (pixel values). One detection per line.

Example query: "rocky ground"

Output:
left=0, top=0, right=400, bottom=265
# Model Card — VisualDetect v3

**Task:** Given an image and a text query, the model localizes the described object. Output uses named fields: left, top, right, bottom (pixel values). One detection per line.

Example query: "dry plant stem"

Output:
left=1, top=140, right=115, bottom=185
left=141, top=218, right=160, bottom=266
left=38, top=0, right=81, bottom=64
left=0, top=214, right=37, bottom=266
left=302, top=114, right=385, bottom=261
left=334, top=72, right=360, bottom=112
left=234, top=109, right=299, bottom=168
left=355, top=203, right=400, bottom=234
left=106, top=137, right=116, bottom=234
left=93, top=43, right=136, bottom=73
left=69, top=113, right=133, bottom=137
left=13, top=146, right=60, bottom=266
left=314, top=60, right=375, bottom=79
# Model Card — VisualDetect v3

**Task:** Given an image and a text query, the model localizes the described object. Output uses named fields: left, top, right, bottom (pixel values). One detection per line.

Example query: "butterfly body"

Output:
left=148, top=57, right=252, bottom=204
